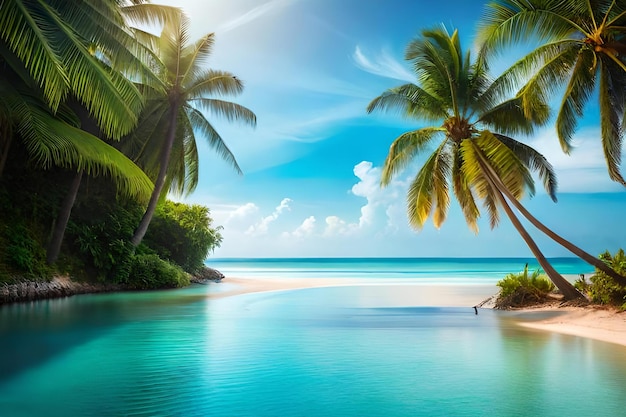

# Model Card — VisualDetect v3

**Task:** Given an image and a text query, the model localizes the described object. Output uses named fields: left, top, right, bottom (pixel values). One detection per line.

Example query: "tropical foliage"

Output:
left=577, top=249, right=626, bottom=309
left=0, top=2, right=235, bottom=289
left=368, top=25, right=584, bottom=299
left=477, top=0, right=626, bottom=185
left=143, top=201, right=223, bottom=274
left=495, top=264, right=555, bottom=308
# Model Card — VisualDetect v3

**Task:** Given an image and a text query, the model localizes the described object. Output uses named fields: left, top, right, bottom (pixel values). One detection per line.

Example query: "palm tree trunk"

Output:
left=481, top=158, right=626, bottom=285
left=131, top=102, right=178, bottom=246
left=472, top=145, right=584, bottom=299
left=492, top=183, right=584, bottom=300
left=47, top=170, right=83, bottom=264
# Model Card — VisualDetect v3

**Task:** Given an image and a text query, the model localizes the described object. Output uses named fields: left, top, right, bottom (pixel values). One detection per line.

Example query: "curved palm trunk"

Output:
left=473, top=146, right=584, bottom=299
left=131, top=102, right=178, bottom=246
left=482, top=159, right=626, bottom=286
left=47, top=170, right=83, bottom=264
left=492, top=183, right=584, bottom=299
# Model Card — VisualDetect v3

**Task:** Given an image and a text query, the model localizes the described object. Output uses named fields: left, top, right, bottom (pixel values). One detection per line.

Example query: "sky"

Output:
left=154, top=0, right=626, bottom=259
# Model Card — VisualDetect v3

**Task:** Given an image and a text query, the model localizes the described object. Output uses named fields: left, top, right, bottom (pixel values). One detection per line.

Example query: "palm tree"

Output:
left=128, top=13, right=256, bottom=246
left=0, top=0, right=145, bottom=140
left=367, top=26, right=586, bottom=299
left=0, top=1, right=179, bottom=263
left=476, top=0, right=626, bottom=185
left=43, top=2, right=181, bottom=264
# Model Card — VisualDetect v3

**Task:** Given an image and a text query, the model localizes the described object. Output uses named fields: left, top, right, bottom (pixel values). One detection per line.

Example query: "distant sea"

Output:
left=206, top=257, right=595, bottom=283
left=1, top=257, right=623, bottom=417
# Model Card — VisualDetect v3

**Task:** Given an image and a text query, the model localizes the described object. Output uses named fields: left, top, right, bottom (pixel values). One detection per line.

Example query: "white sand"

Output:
left=206, top=277, right=626, bottom=347
left=515, top=305, right=626, bottom=347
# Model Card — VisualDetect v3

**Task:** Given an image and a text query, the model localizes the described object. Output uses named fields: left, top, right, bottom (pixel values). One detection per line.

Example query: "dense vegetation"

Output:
left=495, top=264, right=555, bottom=308
left=0, top=1, right=250, bottom=291
left=0, top=146, right=222, bottom=288
left=575, top=249, right=626, bottom=310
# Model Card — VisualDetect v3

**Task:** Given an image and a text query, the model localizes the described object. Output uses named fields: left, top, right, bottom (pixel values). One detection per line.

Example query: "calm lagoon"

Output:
left=1, top=258, right=625, bottom=416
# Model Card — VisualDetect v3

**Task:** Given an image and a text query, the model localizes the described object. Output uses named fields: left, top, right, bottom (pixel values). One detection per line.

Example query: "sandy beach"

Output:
left=208, top=276, right=626, bottom=347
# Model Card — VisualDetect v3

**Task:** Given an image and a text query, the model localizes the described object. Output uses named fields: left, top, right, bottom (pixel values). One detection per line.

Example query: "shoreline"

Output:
left=207, top=276, right=626, bottom=347
left=3, top=275, right=625, bottom=348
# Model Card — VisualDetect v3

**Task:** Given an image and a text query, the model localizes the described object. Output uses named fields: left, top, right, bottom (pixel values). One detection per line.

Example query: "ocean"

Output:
left=0, top=257, right=624, bottom=417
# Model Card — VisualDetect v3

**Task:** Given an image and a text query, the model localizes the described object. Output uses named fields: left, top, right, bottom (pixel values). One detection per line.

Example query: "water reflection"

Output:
left=1, top=285, right=625, bottom=417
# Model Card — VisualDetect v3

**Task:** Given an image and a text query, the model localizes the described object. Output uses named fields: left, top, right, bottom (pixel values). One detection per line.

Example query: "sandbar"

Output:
left=205, top=276, right=626, bottom=347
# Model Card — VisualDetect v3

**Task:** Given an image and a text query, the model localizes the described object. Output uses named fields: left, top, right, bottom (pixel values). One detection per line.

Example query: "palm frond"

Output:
left=190, top=98, right=256, bottom=126
left=121, top=3, right=182, bottom=27
left=187, top=70, right=245, bottom=99
left=122, top=99, right=171, bottom=178
left=366, top=84, right=448, bottom=122
left=380, top=127, right=443, bottom=186
left=451, top=144, right=480, bottom=233
left=186, top=106, right=242, bottom=175
left=0, top=0, right=69, bottom=109
left=458, top=138, right=498, bottom=228
left=555, top=47, right=597, bottom=153
left=165, top=112, right=198, bottom=196
left=431, top=146, right=452, bottom=228
left=12, top=99, right=152, bottom=201
left=476, top=131, right=534, bottom=200
left=406, top=150, right=439, bottom=230
left=479, top=96, right=550, bottom=135
left=599, top=56, right=626, bottom=184
left=180, top=33, right=215, bottom=85
left=477, top=0, right=581, bottom=56
left=159, top=12, right=189, bottom=85
left=494, top=133, right=558, bottom=200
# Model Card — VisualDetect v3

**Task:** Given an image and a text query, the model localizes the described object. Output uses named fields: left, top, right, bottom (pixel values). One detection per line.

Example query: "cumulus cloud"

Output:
left=291, top=216, right=317, bottom=238
left=226, top=202, right=259, bottom=221
left=321, top=161, right=407, bottom=237
left=246, top=198, right=292, bottom=236
left=352, top=46, right=415, bottom=83
left=323, top=215, right=356, bottom=236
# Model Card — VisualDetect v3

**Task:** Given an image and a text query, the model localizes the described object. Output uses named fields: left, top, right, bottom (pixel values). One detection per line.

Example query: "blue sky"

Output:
left=155, top=0, right=626, bottom=258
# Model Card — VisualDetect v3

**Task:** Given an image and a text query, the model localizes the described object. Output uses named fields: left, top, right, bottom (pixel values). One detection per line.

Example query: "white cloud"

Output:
left=319, top=161, right=408, bottom=237
left=291, top=216, right=317, bottom=238
left=352, top=46, right=415, bottom=83
left=350, top=161, right=405, bottom=229
left=226, top=202, right=259, bottom=222
left=246, top=197, right=292, bottom=236
left=323, top=215, right=356, bottom=236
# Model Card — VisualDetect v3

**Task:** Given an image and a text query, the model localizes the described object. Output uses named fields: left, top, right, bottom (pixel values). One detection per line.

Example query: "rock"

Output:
left=190, top=266, right=225, bottom=284
left=0, top=276, right=125, bottom=305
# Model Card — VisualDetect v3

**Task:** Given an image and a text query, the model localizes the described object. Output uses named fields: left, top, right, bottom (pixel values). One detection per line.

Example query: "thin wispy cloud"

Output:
left=352, top=46, right=415, bottom=83
left=218, top=0, right=295, bottom=33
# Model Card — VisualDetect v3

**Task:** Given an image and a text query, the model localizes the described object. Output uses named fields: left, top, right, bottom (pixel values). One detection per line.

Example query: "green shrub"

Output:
left=587, top=249, right=626, bottom=310
left=127, top=254, right=190, bottom=290
left=143, top=201, right=223, bottom=273
left=67, top=203, right=139, bottom=282
left=4, top=223, right=51, bottom=280
left=495, top=264, right=555, bottom=308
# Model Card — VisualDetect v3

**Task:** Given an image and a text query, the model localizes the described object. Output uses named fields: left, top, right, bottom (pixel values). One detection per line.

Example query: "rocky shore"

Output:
left=0, top=276, right=125, bottom=305
left=0, top=267, right=226, bottom=305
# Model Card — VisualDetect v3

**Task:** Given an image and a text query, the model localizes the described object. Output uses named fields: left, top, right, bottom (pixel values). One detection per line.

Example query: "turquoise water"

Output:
left=1, top=258, right=624, bottom=417
left=207, top=257, right=594, bottom=282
